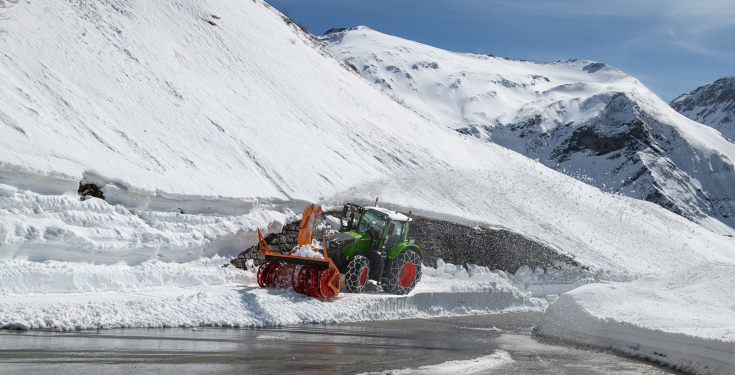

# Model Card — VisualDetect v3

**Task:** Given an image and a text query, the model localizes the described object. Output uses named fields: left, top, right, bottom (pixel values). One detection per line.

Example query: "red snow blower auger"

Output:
left=256, top=204, right=341, bottom=299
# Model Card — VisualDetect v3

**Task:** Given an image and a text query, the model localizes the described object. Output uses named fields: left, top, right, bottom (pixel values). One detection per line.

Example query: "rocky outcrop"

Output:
left=488, top=92, right=734, bottom=230
left=670, top=76, right=735, bottom=141
left=230, top=222, right=305, bottom=269
left=409, top=217, right=580, bottom=272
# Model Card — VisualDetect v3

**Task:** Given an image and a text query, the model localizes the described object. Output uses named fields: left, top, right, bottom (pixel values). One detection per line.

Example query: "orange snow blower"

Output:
left=256, top=204, right=341, bottom=299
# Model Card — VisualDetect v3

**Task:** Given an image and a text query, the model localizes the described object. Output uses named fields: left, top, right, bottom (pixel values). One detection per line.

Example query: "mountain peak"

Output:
left=670, top=76, right=735, bottom=141
left=321, top=27, right=735, bottom=234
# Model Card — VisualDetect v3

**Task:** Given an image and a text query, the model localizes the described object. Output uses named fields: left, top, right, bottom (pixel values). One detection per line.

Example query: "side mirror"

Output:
left=387, top=223, right=395, bottom=236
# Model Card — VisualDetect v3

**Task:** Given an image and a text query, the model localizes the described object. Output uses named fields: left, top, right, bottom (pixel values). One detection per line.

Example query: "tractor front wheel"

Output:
left=382, top=250, right=421, bottom=295
left=345, top=255, right=370, bottom=293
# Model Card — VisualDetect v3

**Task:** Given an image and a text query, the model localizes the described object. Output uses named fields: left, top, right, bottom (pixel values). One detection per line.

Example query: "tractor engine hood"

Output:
left=329, top=232, right=357, bottom=247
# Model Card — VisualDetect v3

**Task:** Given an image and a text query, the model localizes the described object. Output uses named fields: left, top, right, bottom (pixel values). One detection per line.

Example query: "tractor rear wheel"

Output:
left=382, top=250, right=421, bottom=295
left=345, top=255, right=370, bottom=293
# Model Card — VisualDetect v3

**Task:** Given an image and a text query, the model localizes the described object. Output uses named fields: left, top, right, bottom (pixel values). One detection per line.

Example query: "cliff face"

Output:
left=670, top=76, right=735, bottom=142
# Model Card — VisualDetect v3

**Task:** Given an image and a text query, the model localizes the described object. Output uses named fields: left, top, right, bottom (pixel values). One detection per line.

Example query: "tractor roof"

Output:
left=367, top=207, right=412, bottom=222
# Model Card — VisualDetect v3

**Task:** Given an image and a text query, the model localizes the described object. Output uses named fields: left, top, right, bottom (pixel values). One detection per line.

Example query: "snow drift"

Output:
left=0, top=262, right=543, bottom=330
left=539, top=263, right=735, bottom=374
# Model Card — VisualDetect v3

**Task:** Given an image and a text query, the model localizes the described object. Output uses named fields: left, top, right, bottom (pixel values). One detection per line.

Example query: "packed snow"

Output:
left=0, top=260, right=543, bottom=330
left=290, top=243, right=324, bottom=259
left=0, top=0, right=734, bottom=373
left=539, top=262, right=735, bottom=374
left=0, top=190, right=297, bottom=263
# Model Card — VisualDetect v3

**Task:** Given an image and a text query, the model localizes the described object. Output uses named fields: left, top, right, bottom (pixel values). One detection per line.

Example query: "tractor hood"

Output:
left=329, top=232, right=357, bottom=246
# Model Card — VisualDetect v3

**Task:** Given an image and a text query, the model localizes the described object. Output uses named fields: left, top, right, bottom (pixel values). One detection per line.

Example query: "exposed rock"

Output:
left=409, top=216, right=580, bottom=272
left=232, top=214, right=580, bottom=275
left=670, top=76, right=735, bottom=141
left=78, top=183, right=105, bottom=200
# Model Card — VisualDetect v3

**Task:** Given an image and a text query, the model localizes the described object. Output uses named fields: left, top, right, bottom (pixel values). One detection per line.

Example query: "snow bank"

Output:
left=0, top=261, right=543, bottom=331
left=426, top=259, right=597, bottom=298
left=539, top=262, right=735, bottom=375
left=0, top=258, right=246, bottom=294
left=0, top=191, right=296, bottom=264
left=290, top=243, right=324, bottom=259
left=0, top=0, right=501, bottom=205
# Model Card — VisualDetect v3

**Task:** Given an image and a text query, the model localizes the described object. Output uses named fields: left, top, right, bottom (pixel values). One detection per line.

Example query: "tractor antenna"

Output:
left=375, top=197, right=379, bottom=207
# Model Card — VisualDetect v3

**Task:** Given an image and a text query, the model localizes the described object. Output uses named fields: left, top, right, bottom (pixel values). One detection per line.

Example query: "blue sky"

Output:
left=267, top=0, right=734, bottom=102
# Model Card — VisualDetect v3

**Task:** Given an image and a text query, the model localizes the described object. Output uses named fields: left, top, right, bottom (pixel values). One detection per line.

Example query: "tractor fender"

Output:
left=386, top=242, right=422, bottom=260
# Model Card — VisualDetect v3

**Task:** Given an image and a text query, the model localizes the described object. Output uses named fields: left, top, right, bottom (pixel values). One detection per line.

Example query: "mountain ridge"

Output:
left=320, top=26, right=735, bottom=234
left=670, top=76, right=735, bottom=142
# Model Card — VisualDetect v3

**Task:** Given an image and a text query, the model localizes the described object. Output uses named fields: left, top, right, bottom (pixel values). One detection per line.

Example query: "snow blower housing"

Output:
left=255, top=202, right=422, bottom=298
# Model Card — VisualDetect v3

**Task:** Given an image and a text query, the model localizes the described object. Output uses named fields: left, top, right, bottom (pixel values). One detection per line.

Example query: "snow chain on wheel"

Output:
left=345, top=255, right=370, bottom=293
left=382, top=250, right=421, bottom=295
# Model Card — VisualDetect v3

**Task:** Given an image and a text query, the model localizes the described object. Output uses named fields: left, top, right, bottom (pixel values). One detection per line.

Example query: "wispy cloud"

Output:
left=666, top=0, right=735, bottom=33
left=657, top=0, right=735, bottom=58
left=496, top=0, right=735, bottom=59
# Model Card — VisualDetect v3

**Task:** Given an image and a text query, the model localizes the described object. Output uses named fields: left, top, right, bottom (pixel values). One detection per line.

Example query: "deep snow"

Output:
left=0, top=260, right=543, bottom=330
left=539, top=263, right=735, bottom=374
left=0, top=0, right=734, bottom=373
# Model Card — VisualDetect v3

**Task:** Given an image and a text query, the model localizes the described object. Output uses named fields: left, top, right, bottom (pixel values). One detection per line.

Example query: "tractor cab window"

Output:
left=357, top=210, right=388, bottom=243
left=383, top=220, right=407, bottom=251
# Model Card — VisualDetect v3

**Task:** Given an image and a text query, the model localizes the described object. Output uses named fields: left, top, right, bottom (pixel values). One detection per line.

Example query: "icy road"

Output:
left=0, top=312, right=678, bottom=375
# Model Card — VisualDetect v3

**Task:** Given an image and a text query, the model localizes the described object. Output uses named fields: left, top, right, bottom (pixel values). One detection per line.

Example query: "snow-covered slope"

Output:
left=0, top=2, right=476, bottom=204
left=320, top=27, right=735, bottom=234
left=670, top=76, right=735, bottom=142
left=1, top=0, right=731, bottom=272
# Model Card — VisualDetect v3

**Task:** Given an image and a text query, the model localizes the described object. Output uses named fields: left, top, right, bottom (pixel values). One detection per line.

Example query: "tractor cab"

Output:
left=355, top=207, right=409, bottom=253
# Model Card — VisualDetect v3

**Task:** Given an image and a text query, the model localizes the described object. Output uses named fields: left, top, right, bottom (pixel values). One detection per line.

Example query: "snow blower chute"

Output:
left=256, top=204, right=341, bottom=299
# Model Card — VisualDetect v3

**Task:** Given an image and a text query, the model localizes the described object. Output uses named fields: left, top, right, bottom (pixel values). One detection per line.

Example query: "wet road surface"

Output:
left=0, top=312, right=679, bottom=374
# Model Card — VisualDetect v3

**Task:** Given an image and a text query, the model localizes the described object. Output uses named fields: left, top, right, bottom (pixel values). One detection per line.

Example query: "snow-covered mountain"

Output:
left=670, top=76, right=735, bottom=142
left=1, top=2, right=735, bottom=372
left=320, top=27, right=735, bottom=234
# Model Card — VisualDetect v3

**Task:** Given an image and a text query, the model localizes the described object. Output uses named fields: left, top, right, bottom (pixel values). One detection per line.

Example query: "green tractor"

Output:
left=327, top=201, right=422, bottom=295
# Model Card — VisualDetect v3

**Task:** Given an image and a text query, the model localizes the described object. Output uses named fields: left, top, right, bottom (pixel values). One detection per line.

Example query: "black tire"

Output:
left=382, top=250, right=422, bottom=295
left=345, top=255, right=370, bottom=293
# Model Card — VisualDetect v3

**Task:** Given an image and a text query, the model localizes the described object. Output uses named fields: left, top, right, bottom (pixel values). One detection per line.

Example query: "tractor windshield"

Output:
left=383, top=220, right=407, bottom=251
left=357, top=210, right=387, bottom=240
